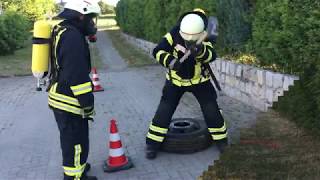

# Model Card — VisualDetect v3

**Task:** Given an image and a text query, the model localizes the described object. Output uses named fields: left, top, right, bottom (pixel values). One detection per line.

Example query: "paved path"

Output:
left=0, top=30, right=259, bottom=180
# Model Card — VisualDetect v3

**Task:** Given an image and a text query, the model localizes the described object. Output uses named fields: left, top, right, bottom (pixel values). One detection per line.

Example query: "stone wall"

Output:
left=121, top=33, right=299, bottom=111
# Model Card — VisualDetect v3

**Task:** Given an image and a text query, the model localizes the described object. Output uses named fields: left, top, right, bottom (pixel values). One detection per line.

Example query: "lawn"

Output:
left=107, top=29, right=157, bottom=67
left=0, top=40, right=32, bottom=77
left=199, top=110, right=320, bottom=180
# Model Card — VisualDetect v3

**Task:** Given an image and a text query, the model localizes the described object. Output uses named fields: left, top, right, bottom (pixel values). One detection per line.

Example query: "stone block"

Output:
left=231, top=76, right=239, bottom=87
left=220, top=74, right=226, bottom=83
left=273, top=73, right=283, bottom=89
left=245, top=82, right=252, bottom=94
left=251, top=83, right=260, bottom=98
left=257, top=70, right=265, bottom=86
left=229, top=62, right=236, bottom=76
left=283, top=76, right=291, bottom=91
left=225, top=75, right=231, bottom=85
left=225, top=62, right=230, bottom=75
left=266, top=71, right=273, bottom=88
left=249, top=68, right=258, bottom=82
left=273, top=88, right=284, bottom=102
left=215, top=60, right=221, bottom=72
left=221, top=61, right=226, bottom=73
left=240, top=81, right=246, bottom=92
left=242, top=66, right=250, bottom=82
left=257, top=85, right=266, bottom=100
left=236, top=65, right=242, bottom=78
left=266, top=88, right=273, bottom=103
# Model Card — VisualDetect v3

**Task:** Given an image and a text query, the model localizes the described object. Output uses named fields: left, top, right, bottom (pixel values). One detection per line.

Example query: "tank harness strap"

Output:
left=46, top=25, right=67, bottom=92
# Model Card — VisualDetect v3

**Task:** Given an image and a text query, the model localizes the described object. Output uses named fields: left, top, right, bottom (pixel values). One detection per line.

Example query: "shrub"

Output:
left=0, top=11, right=30, bottom=55
left=2, top=0, right=56, bottom=22
left=216, top=0, right=252, bottom=54
left=98, top=1, right=115, bottom=14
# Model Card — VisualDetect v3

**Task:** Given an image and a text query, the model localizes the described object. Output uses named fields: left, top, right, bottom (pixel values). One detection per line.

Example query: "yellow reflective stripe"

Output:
left=203, top=50, right=213, bottom=64
left=149, top=124, right=168, bottom=134
left=211, top=133, right=228, bottom=140
left=70, top=82, right=92, bottom=96
left=48, top=98, right=82, bottom=115
left=163, top=53, right=170, bottom=67
left=49, top=83, right=80, bottom=106
left=164, top=33, right=173, bottom=46
left=156, top=50, right=167, bottom=62
left=166, top=73, right=210, bottom=86
left=52, top=83, right=58, bottom=92
left=54, top=27, right=67, bottom=67
left=209, top=122, right=227, bottom=133
left=197, top=45, right=207, bottom=59
left=74, top=144, right=81, bottom=167
left=147, top=132, right=164, bottom=142
left=49, top=92, right=80, bottom=106
left=204, top=41, right=213, bottom=48
left=63, top=163, right=86, bottom=177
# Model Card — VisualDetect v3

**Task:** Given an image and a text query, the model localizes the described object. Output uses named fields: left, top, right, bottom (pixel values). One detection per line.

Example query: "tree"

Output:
left=1, top=0, right=56, bottom=21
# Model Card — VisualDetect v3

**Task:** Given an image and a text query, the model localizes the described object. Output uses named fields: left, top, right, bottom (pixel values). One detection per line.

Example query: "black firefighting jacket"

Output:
left=48, top=20, right=94, bottom=117
left=152, top=25, right=216, bottom=87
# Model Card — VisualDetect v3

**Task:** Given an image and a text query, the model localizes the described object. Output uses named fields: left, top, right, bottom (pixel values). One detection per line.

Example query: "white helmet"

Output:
left=63, top=0, right=101, bottom=15
left=179, top=13, right=205, bottom=41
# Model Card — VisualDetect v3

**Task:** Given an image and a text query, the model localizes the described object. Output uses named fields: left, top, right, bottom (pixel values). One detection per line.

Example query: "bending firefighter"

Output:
left=146, top=9, right=228, bottom=159
left=47, top=1, right=100, bottom=180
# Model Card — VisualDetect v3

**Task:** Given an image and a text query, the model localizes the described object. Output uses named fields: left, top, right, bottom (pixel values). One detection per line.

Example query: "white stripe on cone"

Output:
left=92, top=81, right=100, bottom=86
left=110, top=133, right=121, bottom=142
left=93, top=74, right=98, bottom=78
left=109, top=148, right=125, bottom=157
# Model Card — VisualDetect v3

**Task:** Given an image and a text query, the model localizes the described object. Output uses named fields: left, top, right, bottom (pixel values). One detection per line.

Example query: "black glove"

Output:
left=190, top=43, right=204, bottom=57
left=169, top=59, right=182, bottom=71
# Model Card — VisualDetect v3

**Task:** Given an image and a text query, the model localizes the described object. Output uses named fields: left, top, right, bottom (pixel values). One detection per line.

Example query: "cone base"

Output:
left=93, top=87, right=104, bottom=92
left=103, top=157, right=133, bottom=173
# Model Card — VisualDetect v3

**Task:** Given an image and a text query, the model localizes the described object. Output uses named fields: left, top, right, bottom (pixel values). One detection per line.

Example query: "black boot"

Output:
left=216, top=139, right=228, bottom=153
left=64, top=174, right=97, bottom=180
left=145, top=145, right=158, bottom=160
left=81, top=175, right=97, bottom=180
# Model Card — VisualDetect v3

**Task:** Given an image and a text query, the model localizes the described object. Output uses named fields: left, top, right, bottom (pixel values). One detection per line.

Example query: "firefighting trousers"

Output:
left=146, top=80, right=227, bottom=149
left=53, top=110, right=89, bottom=179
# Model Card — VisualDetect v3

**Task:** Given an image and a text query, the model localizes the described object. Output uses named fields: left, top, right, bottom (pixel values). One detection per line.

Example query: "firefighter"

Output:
left=47, top=1, right=100, bottom=179
left=146, top=9, right=228, bottom=159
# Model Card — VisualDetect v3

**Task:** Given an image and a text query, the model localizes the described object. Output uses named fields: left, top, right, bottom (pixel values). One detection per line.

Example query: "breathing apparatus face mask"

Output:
left=185, top=40, right=197, bottom=50
left=82, top=14, right=97, bottom=36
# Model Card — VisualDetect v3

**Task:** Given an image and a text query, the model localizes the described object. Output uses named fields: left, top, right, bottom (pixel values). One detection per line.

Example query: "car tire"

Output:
left=161, top=118, right=212, bottom=153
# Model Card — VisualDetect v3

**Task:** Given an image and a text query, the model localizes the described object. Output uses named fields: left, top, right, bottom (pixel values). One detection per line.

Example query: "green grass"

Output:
left=107, top=30, right=156, bottom=67
left=0, top=40, right=33, bottom=77
left=97, top=15, right=119, bottom=31
left=199, top=110, right=320, bottom=180
left=0, top=20, right=103, bottom=77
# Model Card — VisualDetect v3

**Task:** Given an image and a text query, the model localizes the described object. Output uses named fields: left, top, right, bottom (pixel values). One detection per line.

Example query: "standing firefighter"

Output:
left=146, top=9, right=228, bottom=159
left=47, top=1, right=100, bottom=179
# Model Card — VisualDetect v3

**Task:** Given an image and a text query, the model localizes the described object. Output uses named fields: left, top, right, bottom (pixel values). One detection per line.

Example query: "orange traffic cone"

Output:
left=103, top=119, right=133, bottom=172
left=91, top=67, right=104, bottom=92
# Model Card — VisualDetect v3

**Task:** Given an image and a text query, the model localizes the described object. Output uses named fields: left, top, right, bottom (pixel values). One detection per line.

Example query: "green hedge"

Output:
left=116, top=0, right=218, bottom=42
left=251, top=0, right=320, bottom=134
left=2, top=0, right=56, bottom=22
left=0, top=11, right=30, bottom=55
left=216, top=0, right=252, bottom=53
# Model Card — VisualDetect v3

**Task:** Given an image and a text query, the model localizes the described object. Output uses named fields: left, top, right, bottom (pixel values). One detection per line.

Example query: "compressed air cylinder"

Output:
left=31, top=20, right=51, bottom=79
